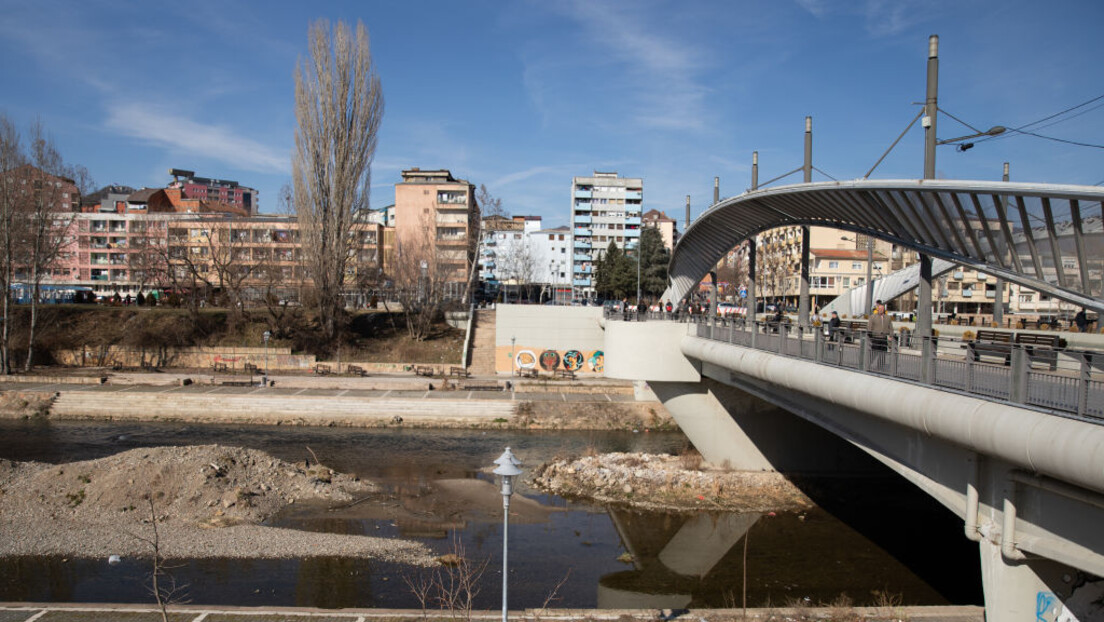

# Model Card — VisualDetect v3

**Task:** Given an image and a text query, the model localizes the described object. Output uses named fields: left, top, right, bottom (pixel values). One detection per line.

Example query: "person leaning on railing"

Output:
left=867, top=301, right=893, bottom=369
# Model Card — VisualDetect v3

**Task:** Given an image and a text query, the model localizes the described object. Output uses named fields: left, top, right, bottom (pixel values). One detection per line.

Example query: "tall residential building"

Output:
left=394, top=168, right=479, bottom=298
left=571, top=171, right=643, bottom=299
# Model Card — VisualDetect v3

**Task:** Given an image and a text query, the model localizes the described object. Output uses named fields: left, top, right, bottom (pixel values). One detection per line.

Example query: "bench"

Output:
left=514, top=368, right=538, bottom=378
left=449, top=366, right=470, bottom=378
left=314, top=364, right=331, bottom=376
left=243, top=362, right=258, bottom=375
left=464, top=383, right=502, bottom=391
left=968, top=330, right=1013, bottom=364
left=414, top=365, right=435, bottom=377
left=1015, top=333, right=1064, bottom=371
left=219, top=379, right=253, bottom=387
left=347, top=364, right=366, bottom=377
left=554, top=369, right=576, bottom=380
left=212, top=361, right=229, bottom=373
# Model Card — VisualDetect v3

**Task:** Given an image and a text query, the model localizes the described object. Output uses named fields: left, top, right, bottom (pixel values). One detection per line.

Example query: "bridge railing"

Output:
left=604, top=309, right=1102, bottom=422
left=691, top=318, right=1104, bottom=422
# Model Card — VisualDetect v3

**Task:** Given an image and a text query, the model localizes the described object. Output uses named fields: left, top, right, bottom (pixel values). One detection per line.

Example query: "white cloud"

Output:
left=523, top=0, right=712, bottom=132
left=794, top=0, right=828, bottom=17
left=492, top=165, right=571, bottom=188
left=104, top=102, right=288, bottom=175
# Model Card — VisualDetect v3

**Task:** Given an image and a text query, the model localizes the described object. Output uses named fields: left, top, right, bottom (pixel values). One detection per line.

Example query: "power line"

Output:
left=976, top=93, right=1104, bottom=145
left=1007, top=128, right=1104, bottom=150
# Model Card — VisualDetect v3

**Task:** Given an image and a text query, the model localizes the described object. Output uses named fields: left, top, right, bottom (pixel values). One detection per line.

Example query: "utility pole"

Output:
left=918, top=34, right=939, bottom=365
left=923, top=35, right=939, bottom=181
left=994, top=162, right=1009, bottom=326
left=799, top=117, right=812, bottom=326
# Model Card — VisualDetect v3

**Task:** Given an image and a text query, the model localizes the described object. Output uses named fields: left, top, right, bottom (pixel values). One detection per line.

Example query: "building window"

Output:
left=851, top=262, right=863, bottom=270
left=828, top=261, right=839, bottom=269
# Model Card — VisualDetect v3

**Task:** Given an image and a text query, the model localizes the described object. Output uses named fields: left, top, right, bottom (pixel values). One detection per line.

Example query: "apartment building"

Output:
left=394, top=169, right=479, bottom=299
left=168, top=168, right=259, bottom=215
left=641, top=209, right=678, bottom=251
left=571, top=171, right=643, bottom=299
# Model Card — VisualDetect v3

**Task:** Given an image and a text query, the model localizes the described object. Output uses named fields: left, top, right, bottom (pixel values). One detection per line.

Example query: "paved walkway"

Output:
left=0, top=603, right=986, bottom=622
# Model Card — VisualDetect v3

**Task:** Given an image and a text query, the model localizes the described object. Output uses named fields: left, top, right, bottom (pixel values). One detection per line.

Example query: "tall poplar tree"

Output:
left=293, top=19, right=384, bottom=343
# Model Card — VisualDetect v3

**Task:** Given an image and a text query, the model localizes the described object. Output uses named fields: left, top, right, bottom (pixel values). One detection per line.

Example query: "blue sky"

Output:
left=1, top=0, right=1102, bottom=227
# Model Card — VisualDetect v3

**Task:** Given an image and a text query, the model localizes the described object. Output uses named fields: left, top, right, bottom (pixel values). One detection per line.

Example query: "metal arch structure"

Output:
left=663, top=179, right=1104, bottom=315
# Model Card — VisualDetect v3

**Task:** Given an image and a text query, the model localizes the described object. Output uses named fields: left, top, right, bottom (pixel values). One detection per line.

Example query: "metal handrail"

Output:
left=604, top=309, right=1102, bottom=422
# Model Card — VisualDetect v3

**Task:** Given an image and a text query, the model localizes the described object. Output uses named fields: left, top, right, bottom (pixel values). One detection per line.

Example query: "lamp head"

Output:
left=494, top=448, right=523, bottom=496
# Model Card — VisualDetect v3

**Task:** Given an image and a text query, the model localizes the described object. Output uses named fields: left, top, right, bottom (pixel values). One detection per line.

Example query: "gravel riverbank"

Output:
left=532, top=452, right=814, bottom=512
left=0, top=445, right=434, bottom=565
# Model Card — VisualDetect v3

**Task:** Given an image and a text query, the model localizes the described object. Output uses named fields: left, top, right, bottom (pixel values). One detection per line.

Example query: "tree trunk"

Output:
left=23, top=263, right=39, bottom=372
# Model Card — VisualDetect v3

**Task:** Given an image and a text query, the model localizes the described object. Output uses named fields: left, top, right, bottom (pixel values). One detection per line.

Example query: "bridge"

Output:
left=601, top=179, right=1104, bottom=622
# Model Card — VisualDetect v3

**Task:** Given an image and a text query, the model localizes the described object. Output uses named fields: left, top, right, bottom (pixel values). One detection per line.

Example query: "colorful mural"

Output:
left=498, top=346, right=606, bottom=376
left=588, top=350, right=604, bottom=373
left=515, top=350, right=537, bottom=369
left=539, top=350, right=561, bottom=371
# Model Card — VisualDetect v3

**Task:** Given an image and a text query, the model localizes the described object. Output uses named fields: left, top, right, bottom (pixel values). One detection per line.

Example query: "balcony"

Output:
left=625, top=191, right=642, bottom=200
left=574, top=215, right=592, bottom=225
left=574, top=240, right=592, bottom=250
left=573, top=277, right=592, bottom=287
left=624, top=228, right=641, bottom=237
left=574, top=253, right=591, bottom=261
left=573, top=228, right=591, bottom=237
left=625, top=216, right=641, bottom=225
left=576, top=266, right=592, bottom=274
left=574, top=202, right=592, bottom=211
left=574, top=190, right=592, bottom=199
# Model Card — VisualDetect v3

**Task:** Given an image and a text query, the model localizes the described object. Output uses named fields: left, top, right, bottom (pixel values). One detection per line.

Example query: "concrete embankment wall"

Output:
left=53, top=347, right=451, bottom=375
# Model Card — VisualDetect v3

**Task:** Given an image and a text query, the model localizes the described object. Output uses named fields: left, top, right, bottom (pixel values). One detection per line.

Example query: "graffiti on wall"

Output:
left=508, top=348, right=604, bottom=373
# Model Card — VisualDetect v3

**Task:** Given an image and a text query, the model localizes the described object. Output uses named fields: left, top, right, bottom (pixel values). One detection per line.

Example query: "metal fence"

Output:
left=606, top=309, right=1103, bottom=422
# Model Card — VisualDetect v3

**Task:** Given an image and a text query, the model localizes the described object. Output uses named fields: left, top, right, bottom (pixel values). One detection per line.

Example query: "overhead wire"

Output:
left=974, top=93, right=1104, bottom=146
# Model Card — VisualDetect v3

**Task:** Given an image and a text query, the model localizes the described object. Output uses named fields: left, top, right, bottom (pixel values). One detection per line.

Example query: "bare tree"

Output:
left=498, top=235, right=538, bottom=301
left=476, top=184, right=504, bottom=219
left=0, top=115, right=26, bottom=375
left=21, top=121, right=84, bottom=371
left=202, top=220, right=256, bottom=328
left=293, top=19, right=384, bottom=343
left=392, top=227, right=448, bottom=341
left=757, top=236, right=791, bottom=305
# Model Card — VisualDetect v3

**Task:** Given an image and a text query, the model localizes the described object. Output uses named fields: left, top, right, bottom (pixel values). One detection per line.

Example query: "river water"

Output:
left=0, top=420, right=982, bottom=609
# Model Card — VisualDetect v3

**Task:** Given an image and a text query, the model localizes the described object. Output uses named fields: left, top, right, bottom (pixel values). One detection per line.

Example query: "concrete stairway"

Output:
left=468, top=310, right=498, bottom=376
left=50, top=390, right=516, bottom=423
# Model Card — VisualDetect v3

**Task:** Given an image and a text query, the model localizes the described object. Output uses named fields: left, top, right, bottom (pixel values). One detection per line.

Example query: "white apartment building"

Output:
left=571, top=171, right=644, bottom=299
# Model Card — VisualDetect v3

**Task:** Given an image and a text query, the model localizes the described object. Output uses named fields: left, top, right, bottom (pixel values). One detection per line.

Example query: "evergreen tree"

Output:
left=594, top=241, right=635, bottom=300
left=638, top=226, right=670, bottom=298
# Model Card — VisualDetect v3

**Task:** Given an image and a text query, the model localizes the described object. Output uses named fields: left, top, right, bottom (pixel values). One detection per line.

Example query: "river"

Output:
left=0, top=420, right=982, bottom=609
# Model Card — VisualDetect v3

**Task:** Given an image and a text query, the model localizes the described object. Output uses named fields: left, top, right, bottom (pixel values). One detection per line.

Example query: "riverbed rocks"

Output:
left=531, top=452, right=813, bottom=512
left=0, top=445, right=434, bottom=565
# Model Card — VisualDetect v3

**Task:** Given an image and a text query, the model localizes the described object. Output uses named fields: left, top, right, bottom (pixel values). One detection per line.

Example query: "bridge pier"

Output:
left=649, top=378, right=885, bottom=474
left=978, top=539, right=1104, bottom=622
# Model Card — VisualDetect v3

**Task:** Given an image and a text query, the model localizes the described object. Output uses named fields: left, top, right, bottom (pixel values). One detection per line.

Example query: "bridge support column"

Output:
left=799, top=226, right=810, bottom=327
left=650, top=379, right=873, bottom=473
left=918, top=254, right=934, bottom=382
left=978, top=538, right=1101, bottom=622
left=748, top=242, right=758, bottom=348
left=649, top=381, right=776, bottom=470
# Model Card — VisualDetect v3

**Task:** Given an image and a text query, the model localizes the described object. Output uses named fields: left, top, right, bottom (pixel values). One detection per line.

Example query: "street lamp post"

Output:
left=635, top=241, right=642, bottom=305
left=262, top=330, right=271, bottom=387
left=493, top=448, right=523, bottom=622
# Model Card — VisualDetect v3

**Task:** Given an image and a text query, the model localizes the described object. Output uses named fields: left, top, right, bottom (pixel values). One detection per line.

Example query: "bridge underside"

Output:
left=604, top=314, right=1104, bottom=622
left=663, top=179, right=1104, bottom=315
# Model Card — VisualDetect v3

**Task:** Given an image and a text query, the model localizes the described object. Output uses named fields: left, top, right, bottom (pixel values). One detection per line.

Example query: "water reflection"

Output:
left=0, top=421, right=981, bottom=609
